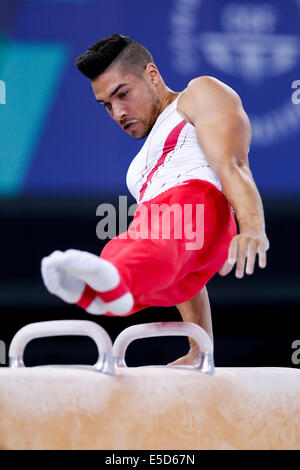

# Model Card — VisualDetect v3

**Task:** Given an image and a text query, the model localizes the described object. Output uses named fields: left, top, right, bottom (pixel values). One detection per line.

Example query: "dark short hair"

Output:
left=76, top=33, right=154, bottom=80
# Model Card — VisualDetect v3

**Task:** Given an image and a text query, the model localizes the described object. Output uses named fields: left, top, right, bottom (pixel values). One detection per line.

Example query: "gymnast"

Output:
left=41, top=33, right=269, bottom=366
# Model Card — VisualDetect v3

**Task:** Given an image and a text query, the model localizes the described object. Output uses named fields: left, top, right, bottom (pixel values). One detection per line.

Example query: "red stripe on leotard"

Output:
left=138, top=120, right=187, bottom=202
left=77, top=281, right=129, bottom=310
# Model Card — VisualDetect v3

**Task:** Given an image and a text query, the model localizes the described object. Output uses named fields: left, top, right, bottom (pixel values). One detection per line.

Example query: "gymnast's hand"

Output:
left=218, top=230, right=270, bottom=279
left=41, top=249, right=133, bottom=315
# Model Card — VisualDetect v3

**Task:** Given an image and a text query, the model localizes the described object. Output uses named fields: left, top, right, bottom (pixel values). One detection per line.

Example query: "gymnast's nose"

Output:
left=112, top=102, right=127, bottom=124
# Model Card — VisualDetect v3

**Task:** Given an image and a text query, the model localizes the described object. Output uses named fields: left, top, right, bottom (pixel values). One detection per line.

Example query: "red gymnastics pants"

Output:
left=77, top=179, right=237, bottom=316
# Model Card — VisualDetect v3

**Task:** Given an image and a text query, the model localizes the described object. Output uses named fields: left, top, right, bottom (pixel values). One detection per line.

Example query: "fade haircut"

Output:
left=76, top=33, right=155, bottom=80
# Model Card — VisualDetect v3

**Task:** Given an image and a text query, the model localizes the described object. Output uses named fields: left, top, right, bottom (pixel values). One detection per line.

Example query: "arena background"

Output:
left=0, top=0, right=299, bottom=369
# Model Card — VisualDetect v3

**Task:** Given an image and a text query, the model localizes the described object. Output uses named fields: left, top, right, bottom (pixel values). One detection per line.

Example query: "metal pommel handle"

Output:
left=8, top=320, right=115, bottom=375
left=112, top=322, right=215, bottom=375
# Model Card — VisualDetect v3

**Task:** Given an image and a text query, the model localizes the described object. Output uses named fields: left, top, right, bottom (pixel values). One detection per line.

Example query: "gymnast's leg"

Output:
left=41, top=181, right=236, bottom=318
left=169, top=286, right=213, bottom=366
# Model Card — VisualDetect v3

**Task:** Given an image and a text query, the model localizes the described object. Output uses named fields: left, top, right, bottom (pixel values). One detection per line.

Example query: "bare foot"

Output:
left=167, top=348, right=200, bottom=366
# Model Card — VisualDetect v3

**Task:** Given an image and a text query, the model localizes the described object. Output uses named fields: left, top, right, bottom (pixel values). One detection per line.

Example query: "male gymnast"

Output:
left=41, top=34, right=269, bottom=365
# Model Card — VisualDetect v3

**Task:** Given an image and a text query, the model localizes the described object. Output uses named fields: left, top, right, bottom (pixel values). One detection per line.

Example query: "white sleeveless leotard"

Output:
left=126, top=94, right=223, bottom=203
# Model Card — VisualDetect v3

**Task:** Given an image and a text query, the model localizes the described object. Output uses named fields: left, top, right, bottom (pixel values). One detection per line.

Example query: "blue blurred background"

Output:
left=0, top=0, right=299, bottom=369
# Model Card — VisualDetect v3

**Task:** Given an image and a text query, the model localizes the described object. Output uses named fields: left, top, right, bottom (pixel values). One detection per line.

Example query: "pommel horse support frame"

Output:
left=112, top=321, right=214, bottom=374
left=8, top=320, right=115, bottom=375
left=1, top=319, right=300, bottom=450
left=8, top=320, right=214, bottom=375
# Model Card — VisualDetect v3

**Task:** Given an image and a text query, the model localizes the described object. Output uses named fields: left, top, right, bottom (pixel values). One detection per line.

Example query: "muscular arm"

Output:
left=172, top=77, right=269, bottom=362
left=178, top=76, right=269, bottom=278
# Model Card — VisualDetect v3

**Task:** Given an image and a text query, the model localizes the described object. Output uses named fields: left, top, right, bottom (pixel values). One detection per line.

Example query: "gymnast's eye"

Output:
left=119, top=91, right=128, bottom=98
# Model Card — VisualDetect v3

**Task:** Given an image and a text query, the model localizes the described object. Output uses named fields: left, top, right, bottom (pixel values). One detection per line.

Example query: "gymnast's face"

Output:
left=91, top=63, right=161, bottom=139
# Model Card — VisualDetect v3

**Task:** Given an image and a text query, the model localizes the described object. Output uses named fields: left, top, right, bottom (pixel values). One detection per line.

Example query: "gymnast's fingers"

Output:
left=235, top=236, right=251, bottom=278
left=245, top=239, right=258, bottom=275
left=218, top=236, right=238, bottom=276
left=258, top=241, right=268, bottom=269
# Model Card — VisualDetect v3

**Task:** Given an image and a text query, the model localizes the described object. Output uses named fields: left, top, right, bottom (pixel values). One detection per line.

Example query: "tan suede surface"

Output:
left=0, top=366, right=299, bottom=450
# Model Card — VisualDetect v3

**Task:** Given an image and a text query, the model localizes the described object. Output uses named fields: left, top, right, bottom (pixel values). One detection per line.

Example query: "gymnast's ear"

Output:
left=144, top=63, right=160, bottom=85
